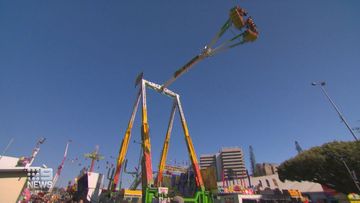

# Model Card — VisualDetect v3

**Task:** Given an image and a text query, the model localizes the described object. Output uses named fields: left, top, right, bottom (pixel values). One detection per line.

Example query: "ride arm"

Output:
left=162, top=54, right=207, bottom=90
left=112, top=89, right=141, bottom=191
left=141, top=79, right=154, bottom=188
left=156, top=101, right=177, bottom=186
left=161, top=6, right=258, bottom=90
left=175, top=95, right=205, bottom=191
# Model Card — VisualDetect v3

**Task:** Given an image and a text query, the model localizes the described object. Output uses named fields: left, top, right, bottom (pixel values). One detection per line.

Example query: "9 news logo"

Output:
left=26, top=167, right=53, bottom=190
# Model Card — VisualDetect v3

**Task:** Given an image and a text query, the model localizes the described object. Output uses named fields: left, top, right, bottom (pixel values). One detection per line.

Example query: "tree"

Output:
left=278, top=141, right=360, bottom=194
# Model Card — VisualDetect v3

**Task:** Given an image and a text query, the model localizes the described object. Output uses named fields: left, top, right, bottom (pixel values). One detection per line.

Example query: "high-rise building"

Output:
left=199, top=154, right=216, bottom=169
left=256, top=163, right=278, bottom=176
left=219, top=147, right=247, bottom=180
left=200, top=147, right=247, bottom=181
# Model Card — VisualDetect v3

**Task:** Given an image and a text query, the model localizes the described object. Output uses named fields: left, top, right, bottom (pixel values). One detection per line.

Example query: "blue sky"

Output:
left=1, top=1, right=360, bottom=187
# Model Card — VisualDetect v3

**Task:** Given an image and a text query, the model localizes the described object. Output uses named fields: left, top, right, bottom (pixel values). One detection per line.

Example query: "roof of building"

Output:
left=251, top=174, right=324, bottom=193
left=200, top=154, right=216, bottom=157
left=221, top=147, right=242, bottom=152
left=0, top=156, right=20, bottom=169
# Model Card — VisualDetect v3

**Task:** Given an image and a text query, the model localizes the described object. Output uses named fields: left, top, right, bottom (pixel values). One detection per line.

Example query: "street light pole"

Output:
left=340, top=157, right=360, bottom=192
left=327, top=150, right=360, bottom=193
left=312, top=81, right=358, bottom=141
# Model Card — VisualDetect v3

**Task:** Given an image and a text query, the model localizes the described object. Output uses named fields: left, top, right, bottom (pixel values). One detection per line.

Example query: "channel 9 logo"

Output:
left=26, top=167, right=53, bottom=190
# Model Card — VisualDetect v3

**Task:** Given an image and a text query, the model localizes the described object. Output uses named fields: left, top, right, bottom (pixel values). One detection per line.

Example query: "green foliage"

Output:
left=278, top=141, right=360, bottom=194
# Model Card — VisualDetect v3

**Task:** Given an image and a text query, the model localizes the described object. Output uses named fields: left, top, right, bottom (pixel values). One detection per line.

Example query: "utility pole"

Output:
left=312, top=81, right=358, bottom=141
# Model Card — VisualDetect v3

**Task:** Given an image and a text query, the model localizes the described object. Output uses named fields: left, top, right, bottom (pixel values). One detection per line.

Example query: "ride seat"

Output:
left=243, top=29, right=258, bottom=42
left=230, top=7, right=246, bottom=29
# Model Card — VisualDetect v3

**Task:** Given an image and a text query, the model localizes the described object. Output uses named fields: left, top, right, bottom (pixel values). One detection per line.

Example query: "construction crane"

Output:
left=17, top=137, right=46, bottom=167
left=49, top=140, right=71, bottom=193
left=27, top=137, right=46, bottom=167
left=0, top=138, right=14, bottom=160
left=111, top=5, right=259, bottom=203
left=84, top=145, right=104, bottom=173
